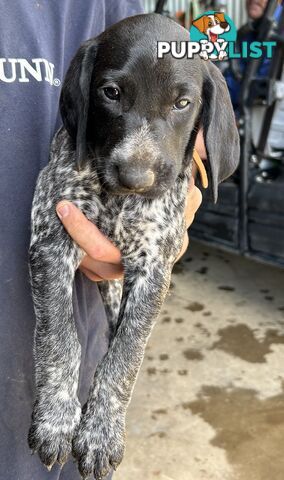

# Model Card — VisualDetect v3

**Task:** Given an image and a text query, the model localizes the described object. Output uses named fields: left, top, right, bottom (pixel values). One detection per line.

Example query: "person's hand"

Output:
left=175, top=177, right=202, bottom=262
left=174, top=126, right=205, bottom=261
left=56, top=202, right=123, bottom=282
left=195, top=127, right=207, bottom=160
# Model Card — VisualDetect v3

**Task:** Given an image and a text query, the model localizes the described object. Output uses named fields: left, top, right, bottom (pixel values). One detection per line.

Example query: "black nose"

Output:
left=117, top=167, right=155, bottom=192
left=220, top=21, right=228, bottom=28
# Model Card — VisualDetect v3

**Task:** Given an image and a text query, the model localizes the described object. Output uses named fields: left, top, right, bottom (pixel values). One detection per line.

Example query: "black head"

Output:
left=60, top=13, right=239, bottom=200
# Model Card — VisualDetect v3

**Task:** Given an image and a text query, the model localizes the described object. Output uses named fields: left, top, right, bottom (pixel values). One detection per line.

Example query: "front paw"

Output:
left=72, top=402, right=125, bottom=479
left=28, top=395, right=81, bottom=469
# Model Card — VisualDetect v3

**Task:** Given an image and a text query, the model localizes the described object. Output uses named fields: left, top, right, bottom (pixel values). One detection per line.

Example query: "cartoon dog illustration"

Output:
left=192, top=12, right=231, bottom=60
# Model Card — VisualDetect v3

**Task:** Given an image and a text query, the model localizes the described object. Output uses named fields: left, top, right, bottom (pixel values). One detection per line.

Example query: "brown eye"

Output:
left=103, top=87, right=120, bottom=101
left=173, top=98, right=190, bottom=110
left=208, top=21, right=213, bottom=26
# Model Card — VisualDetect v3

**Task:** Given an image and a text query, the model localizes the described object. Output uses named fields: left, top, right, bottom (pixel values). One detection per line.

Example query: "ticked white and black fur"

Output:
left=28, top=13, right=239, bottom=480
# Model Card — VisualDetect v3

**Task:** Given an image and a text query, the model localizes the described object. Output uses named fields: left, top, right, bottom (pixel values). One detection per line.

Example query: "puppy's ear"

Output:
left=215, top=12, right=226, bottom=23
left=60, top=40, right=97, bottom=169
left=201, top=61, right=240, bottom=202
left=192, top=16, right=206, bottom=33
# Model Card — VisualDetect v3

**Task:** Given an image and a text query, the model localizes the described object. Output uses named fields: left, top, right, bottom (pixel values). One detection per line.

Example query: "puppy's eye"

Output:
left=103, top=87, right=120, bottom=101
left=173, top=99, right=190, bottom=110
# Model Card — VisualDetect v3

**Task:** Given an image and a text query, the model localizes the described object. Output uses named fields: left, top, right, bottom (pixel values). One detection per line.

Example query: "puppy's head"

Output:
left=60, top=13, right=239, bottom=201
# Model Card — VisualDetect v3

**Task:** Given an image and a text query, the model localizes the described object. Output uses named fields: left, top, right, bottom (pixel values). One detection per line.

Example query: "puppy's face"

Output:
left=60, top=14, right=240, bottom=202
left=87, top=37, right=203, bottom=198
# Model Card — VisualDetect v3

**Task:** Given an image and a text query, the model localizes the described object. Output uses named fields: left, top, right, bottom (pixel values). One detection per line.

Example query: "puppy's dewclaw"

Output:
left=29, top=13, right=239, bottom=478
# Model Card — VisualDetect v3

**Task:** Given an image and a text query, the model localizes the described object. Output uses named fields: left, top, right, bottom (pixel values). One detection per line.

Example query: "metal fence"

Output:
left=143, top=0, right=247, bottom=29
left=226, top=0, right=247, bottom=28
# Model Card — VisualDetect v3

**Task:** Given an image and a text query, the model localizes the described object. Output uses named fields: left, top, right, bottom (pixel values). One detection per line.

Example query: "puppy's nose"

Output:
left=118, top=167, right=155, bottom=191
left=220, top=21, right=228, bottom=28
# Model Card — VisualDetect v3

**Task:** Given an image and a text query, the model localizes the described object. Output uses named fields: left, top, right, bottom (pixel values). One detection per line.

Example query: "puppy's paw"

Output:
left=72, top=401, right=125, bottom=479
left=28, top=395, right=81, bottom=469
left=218, top=51, right=227, bottom=60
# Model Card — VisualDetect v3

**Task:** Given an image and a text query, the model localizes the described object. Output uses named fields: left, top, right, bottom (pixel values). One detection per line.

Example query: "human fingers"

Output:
left=56, top=201, right=121, bottom=264
left=79, top=256, right=124, bottom=281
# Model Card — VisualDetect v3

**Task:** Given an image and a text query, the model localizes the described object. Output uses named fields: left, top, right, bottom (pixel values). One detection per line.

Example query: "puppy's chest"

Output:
left=65, top=183, right=186, bottom=259
left=60, top=171, right=187, bottom=261
left=32, top=129, right=188, bottom=260
left=94, top=193, right=186, bottom=260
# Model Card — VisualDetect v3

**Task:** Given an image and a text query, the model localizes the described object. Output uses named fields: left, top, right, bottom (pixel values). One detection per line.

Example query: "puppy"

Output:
left=28, top=13, right=239, bottom=479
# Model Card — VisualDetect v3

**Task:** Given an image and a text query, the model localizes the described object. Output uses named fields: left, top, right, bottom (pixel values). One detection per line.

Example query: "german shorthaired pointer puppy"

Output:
left=28, top=13, right=239, bottom=480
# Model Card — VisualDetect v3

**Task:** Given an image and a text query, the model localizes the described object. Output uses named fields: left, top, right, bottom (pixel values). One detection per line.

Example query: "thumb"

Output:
left=56, top=201, right=121, bottom=264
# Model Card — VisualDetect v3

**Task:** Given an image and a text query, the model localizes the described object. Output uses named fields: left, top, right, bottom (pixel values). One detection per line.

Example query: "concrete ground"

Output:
left=116, top=240, right=284, bottom=480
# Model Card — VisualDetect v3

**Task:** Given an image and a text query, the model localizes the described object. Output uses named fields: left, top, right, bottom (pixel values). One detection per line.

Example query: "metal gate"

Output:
left=143, top=0, right=247, bottom=29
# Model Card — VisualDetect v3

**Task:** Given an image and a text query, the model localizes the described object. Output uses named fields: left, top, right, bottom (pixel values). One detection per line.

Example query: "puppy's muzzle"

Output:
left=117, top=165, right=155, bottom=192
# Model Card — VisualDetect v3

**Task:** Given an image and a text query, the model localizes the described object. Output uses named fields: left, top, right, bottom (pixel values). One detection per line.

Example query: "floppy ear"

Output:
left=60, top=39, right=97, bottom=169
left=215, top=12, right=226, bottom=23
left=192, top=16, right=206, bottom=33
left=201, top=61, right=240, bottom=202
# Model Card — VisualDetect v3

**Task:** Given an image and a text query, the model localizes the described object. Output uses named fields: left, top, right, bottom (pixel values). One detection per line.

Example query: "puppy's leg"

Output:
left=28, top=237, right=83, bottom=469
left=98, top=280, right=123, bottom=341
left=72, top=260, right=171, bottom=479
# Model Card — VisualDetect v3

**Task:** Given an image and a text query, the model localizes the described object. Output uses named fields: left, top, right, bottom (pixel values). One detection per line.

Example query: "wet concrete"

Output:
left=212, top=325, right=284, bottom=363
left=188, top=386, right=284, bottom=480
left=116, top=240, right=284, bottom=480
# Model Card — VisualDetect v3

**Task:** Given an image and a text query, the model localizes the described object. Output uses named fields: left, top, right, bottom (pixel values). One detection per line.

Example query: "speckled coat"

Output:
left=27, top=13, right=239, bottom=480
left=28, top=126, right=189, bottom=476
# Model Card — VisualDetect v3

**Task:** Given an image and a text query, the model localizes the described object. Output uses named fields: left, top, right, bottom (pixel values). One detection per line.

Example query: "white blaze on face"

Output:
left=111, top=120, right=160, bottom=165
left=208, top=14, right=216, bottom=24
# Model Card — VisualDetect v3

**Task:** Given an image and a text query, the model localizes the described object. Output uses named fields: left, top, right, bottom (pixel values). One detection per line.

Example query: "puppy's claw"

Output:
left=45, top=463, right=54, bottom=472
left=58, top=452, right=69, bottom=467
left=109, top=459, right=117, bottom=471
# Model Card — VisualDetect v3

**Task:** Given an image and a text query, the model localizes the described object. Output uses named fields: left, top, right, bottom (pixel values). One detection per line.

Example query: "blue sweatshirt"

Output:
left=0, top=2, right=143, bottom=478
